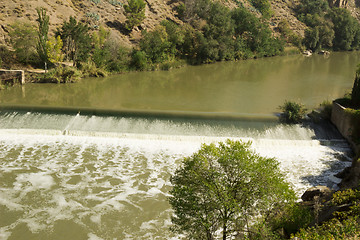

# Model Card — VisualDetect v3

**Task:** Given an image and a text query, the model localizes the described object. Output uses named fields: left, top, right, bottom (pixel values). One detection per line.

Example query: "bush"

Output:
left=41, top=66, right=83, bottom=83
left=124, top=0, right=146, bottom=31
left=130, top=50, right=148, bottom=70
left=251, top=0, right=272, bottom=18
left=352, top=67, right=360, bottom=108
left=80, top=61, right=108, bottom=77
left=279, top=100, right=307, bottom=123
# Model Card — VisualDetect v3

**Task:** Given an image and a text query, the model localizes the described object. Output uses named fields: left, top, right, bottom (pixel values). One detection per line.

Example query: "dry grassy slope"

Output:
left=0, top=0, right=359, bottom=48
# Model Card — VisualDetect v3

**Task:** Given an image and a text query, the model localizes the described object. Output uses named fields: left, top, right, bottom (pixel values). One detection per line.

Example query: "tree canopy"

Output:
left=169, top=140, right=295, bottom=240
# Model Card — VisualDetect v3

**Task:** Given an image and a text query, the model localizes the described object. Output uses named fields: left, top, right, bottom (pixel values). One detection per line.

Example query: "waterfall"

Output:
left=0, top=110, right=353, bottom=239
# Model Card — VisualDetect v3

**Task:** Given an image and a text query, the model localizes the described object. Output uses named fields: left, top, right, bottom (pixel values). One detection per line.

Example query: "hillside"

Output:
left=0, top=0, right=315, bottom=47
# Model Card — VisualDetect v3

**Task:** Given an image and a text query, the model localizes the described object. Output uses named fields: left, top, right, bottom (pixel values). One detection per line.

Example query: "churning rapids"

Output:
left=0, top=110, right=353, bottom=239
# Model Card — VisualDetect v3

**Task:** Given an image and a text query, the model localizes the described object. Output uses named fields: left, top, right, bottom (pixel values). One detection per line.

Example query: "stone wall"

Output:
left=331, top=102, right=353, bottom=142
left=0, top=69, right=25, bottom=85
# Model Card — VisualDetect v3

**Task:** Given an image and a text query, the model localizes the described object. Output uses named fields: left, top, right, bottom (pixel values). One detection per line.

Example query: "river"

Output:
left=0, top=52, right=359, bottom=239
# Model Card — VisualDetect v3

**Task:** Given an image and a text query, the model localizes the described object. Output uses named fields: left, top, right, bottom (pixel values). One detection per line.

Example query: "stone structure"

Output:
left=0, top=69, right=25, bottom=85
left=331, top=102, right=353, bottom=144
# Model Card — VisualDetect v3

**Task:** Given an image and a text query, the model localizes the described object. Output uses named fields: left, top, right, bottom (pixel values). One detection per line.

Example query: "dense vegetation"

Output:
left=296, top=0, right=360, bottom=51
left=2, top=0, right=360, bottom=80
left=2, top=0, right=284, bottom=80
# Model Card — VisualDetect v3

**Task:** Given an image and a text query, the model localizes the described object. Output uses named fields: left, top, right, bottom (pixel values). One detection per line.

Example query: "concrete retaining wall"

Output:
left=331, top=102, right=359, bottom=154
left=0, top=69, right=25, bottom=85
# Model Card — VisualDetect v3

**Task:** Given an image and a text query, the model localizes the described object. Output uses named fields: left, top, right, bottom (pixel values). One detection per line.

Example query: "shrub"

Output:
left=352, top=67, right=360, bottom=108
left=41, top=66, right=83, bottom=83
left=80, top=61, right=108, bottom=77
left=266, top=203, right=313, bottom=238
left=130, top=50, right=148, bottom=70
left=279, top=100, right=307, bottom=123
left=124, top=0, right=146, bottom=31
left=251, top=0, right=272, bottom=19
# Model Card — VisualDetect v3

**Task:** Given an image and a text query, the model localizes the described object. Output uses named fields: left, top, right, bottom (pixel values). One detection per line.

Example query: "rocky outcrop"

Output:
left=301, top=186, right=332, bottom=202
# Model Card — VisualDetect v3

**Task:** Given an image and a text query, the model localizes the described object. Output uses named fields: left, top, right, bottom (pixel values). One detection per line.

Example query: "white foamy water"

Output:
left=0, top=111, right=353, bottom=239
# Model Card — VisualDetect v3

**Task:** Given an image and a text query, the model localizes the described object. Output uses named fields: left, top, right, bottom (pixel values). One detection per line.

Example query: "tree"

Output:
left=124, top=0, right=146, bottom=31
left=56, top=16, right=91, bottom=66
left=329, top=8, right=360, bottom=50
left=169, top=140, right=295, bottom=240
left=9, top=21, right=38, bottom=64
left=36, top=7, right=50, bottom=65
left=46, top=35, right=64, bottom=64
left=140, top=25, right=172, bottom=63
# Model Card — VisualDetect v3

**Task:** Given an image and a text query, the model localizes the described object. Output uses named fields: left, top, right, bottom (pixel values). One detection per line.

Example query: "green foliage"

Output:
left=293, top=217, right=360, bottom=240
left=9, top=21, right=38, bottom=64
left=296, top=0, right=329, bottom=16
left=329, top=8, right=360, bottom=51
left=303, top=22, right=334, bottom=51
left=56, top=16, right=92, bottom=66
left=41, top=66, right=83, bottom=83
left=36, top=7, right=50, bottom=65
left=169, top=140, right=295, bottom=239
left=46, top=36, right=64, bottom=64
left=265, top=203, right=313, bottom=238
left=91, top=32, right=131, bottom=73
left=140, top=25, right=172, bottom=63
left=79, top=61, right=108, bottom=77
left=296, top=0, right=360, bottom=51
left=130, top=50, right=148, bottom=70
left=108, top=0, right=122, bottom=6
left=332, top=189, right=360, bottom=206
left=279, top=100, right=307, bottom=124
left=124, top=0, right=146, bottom=31
left=352, top=67, right=360, bottom=108
left=277, top=20, right=303, bottom=48
left=251, top=0, right=272, bottom=19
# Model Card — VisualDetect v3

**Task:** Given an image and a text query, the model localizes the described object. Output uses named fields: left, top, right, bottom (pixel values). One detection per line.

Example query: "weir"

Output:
left=0, top=110, right=353, bottom=239
left=1, top=52, right=359, bottom=239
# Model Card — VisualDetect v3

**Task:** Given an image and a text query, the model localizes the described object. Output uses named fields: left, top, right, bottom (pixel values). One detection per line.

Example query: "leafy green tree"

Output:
left=124, top=0, right=146, bottom=31
left=56, top=16, right=92, bottom=66
left=169, top=140, right=295, bottom=240
left=140, top=25, right=172, bottom=63
left=9, top=21, right=38, bottom=64
left=46, top=35, right=64, bottom=64
left=36, top=7, right=49, bottom=65
left=329, top=8, right=360, bottom=51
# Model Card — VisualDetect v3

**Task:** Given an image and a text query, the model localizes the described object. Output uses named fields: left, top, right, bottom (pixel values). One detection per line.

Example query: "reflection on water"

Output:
left=0, top=52, right=359, bottom=116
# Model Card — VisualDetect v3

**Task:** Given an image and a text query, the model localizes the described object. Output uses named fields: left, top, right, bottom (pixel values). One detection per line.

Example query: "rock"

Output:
left=303, top=50, right=312, bottom=56
left=301, top=186, right=332, bottom=201
left=318, top=50, right=330, bottom=55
